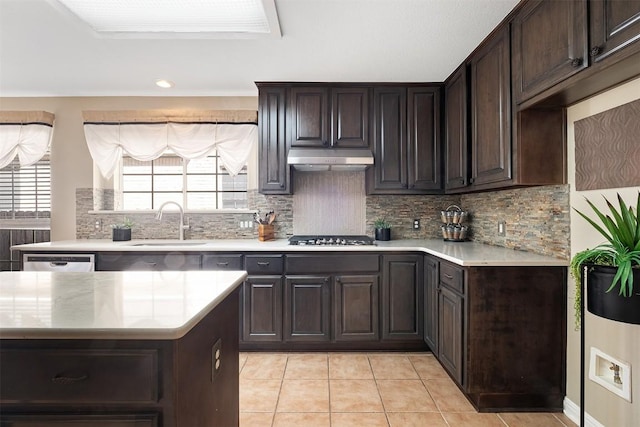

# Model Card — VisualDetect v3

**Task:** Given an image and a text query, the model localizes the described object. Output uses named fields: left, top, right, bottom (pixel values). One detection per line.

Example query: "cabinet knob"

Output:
left=571, top=57, right=583, bottom=68
left=460, top=179, right=465, bottom=185
left=590, top=46, right=602, bottom=57
left=469, top=177, right=475, bottom=184
left=280, top=183, right=285, bottom=188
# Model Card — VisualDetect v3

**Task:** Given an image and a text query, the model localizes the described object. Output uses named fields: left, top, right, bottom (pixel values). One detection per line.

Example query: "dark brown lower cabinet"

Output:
left=242, top=276, right=283, bottom=342
left=434, top=262, right=567, bottom=412
left=381, top=254, right=424, bottom=341
left=284, top=276, right=331, bottom=342
left=438, top=284, right=464, bottom=384
left=334, top=275, right=379, bottom=341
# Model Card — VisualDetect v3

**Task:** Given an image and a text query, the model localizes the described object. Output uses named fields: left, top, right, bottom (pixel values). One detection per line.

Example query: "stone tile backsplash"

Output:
left=76, top=183, right=569, bottom=259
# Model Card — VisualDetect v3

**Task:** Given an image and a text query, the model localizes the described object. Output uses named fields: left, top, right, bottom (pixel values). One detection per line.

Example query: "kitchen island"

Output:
left=0, top=270, right=247, bottom=427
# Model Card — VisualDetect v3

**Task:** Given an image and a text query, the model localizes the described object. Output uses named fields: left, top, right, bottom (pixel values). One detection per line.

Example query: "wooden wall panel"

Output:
left=574, top=98, right=640, bottom=191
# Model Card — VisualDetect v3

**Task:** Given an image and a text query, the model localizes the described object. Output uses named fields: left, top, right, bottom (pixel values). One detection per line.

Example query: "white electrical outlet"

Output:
left=498, top=220, right=506, bottom=236
left=589, top=347, right=631, bottom=402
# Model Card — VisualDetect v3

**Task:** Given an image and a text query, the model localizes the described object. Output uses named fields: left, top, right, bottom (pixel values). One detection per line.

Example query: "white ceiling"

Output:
left=0, top=0, right=520, bottom=97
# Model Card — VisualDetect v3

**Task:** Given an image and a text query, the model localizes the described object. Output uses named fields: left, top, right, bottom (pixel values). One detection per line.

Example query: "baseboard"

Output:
left=564, top=397, right=605, bottom=427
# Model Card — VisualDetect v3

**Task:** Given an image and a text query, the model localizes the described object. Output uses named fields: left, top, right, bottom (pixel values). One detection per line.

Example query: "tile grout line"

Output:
left=367, top=353, right=392, bottom=427
left=407, top=354, right=453, bottom=427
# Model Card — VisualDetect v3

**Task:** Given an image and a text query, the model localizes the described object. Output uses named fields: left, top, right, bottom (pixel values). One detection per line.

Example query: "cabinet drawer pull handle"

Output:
left=444, top=273, right=453, bottom=279
left=571, top=57, right=583, bottom=68
left=257, top=262, right=270, bottom=266
left=144, top=261, right=157, bottom=266
left=52, top=374, right=88, bottom=384
left=217, top=262, right=229, bottom=266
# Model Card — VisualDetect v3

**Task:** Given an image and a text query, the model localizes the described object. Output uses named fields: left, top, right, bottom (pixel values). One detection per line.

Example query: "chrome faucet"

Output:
left=155, top=201, right=189, bottom=240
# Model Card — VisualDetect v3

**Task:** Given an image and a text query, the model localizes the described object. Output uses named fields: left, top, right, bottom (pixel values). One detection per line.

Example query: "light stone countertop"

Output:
left=12, top=238, right=568, bottom=267
left=0, top=270, right=247, bottom=340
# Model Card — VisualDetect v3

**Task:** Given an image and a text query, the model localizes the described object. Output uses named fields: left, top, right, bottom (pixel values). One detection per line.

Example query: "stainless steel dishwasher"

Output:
left=22, top=254, right=95, bottom=272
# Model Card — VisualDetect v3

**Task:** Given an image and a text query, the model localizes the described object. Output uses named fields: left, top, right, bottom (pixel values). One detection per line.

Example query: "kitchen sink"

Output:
left=130, top=242, right=208, bottom=247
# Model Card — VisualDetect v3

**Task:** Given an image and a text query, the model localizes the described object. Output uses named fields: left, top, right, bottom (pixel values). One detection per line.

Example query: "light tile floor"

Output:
left=239, top=352, right=578, bottom=427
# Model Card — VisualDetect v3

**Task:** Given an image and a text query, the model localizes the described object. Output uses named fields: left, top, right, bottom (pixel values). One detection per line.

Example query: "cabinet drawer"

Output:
left=0, top=413, right=158, bottom=427
left=286, top=254, right=379, bottom=274
left=0, top=349, right=159, bottom=404
left=97, top=253, right=200, bottom=271
left=245, top=255, right=283, bottom=275
left=439, top=262, right=464, bottom=293
left=202, top=254, right=243, bottom=270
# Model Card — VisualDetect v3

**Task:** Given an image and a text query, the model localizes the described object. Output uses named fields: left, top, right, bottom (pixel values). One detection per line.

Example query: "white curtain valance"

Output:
left=0, top=111, right=55, bottom=169
left=84, top=121, right=258, bottom=179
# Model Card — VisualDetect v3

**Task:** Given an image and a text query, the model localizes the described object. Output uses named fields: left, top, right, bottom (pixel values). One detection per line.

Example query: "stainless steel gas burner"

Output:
left=288, top=235, right=376, bottom=246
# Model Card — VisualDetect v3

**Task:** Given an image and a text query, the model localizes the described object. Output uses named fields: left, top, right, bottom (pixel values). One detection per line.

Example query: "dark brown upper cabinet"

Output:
left=257, top=84, right=290, bottom=194
left=444, top=64, right=469, bottom=192
left=589, top=0, right=640, bottom=64
left=288, top=86, right=369, bottom=148
left=469, top=26, right=513, bottom=188
left=512, top=0, right=589, bottom=104
left=368, top=85, right=442, bottom=195
left=464, top=23, right=566, bottom=192
left=511, top=0, right=640, bottom=107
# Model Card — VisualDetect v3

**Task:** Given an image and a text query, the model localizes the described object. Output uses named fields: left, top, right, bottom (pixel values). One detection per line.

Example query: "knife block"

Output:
left=258, top=224, right=275, bottom=241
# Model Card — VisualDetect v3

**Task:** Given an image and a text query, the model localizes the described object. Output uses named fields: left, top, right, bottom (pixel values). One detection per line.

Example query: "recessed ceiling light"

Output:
left=155, top=79, right=175, bottom=89
left=52, top=0, right=281, bottom=39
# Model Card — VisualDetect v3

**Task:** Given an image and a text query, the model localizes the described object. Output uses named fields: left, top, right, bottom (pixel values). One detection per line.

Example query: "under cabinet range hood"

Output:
left=287, top=148, right=374, bottom=171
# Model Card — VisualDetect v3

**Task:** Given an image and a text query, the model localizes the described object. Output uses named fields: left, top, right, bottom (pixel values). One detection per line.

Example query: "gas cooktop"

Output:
left=288, top=235, right=376, bottom=246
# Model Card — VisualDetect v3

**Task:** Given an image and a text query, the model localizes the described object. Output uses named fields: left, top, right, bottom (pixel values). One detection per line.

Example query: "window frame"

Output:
left=118, top=150, right=249, bottom=211
left=0, top=154, right=51, bottom=220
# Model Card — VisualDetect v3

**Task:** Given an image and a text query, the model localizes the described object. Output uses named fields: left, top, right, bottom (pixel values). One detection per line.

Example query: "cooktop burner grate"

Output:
left=288, top=235, right=376, bottom=246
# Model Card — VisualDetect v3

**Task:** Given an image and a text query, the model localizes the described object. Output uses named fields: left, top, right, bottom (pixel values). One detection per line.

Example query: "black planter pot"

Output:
left=375, top=228, right=391, bottom=241
left=586, top=265, right=640, bottom=325
left=112, top=228, right=131, bottom=242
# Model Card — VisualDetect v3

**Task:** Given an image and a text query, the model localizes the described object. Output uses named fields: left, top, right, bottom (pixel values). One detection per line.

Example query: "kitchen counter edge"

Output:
left=11, top=239, right=568, bottom=267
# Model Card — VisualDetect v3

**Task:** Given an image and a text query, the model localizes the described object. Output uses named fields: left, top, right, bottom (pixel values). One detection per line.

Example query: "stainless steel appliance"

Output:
left=288, top=235, right=375, bottom=246
left=23, top=254, right=95, bottom=272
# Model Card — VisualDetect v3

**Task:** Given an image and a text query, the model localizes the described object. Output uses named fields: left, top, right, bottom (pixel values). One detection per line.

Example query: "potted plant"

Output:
left=374, top=218, right=391, bottom=241
left=111, top=217, right=133, bottom=241
left=570, top=192, right=640, bottom=326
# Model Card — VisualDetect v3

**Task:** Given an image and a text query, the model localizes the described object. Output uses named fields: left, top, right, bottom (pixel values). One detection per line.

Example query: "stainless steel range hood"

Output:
left=287, top=148, right=374, bottom=172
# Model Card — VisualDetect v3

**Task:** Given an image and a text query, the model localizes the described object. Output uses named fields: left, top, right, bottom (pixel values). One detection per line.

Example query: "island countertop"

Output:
left=0, top=270, right=247, bottom=340
left=12, top=238, right=568, bottom=267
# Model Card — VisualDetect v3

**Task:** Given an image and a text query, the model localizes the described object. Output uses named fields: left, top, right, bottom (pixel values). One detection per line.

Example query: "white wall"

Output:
left=566, top=77, right=640, bottom=426
left=1, top=96, right=258, bottom=240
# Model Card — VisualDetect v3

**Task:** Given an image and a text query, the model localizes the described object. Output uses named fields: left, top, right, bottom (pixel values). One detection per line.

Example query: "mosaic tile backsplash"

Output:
left=76, top=180, right=569, bottom=259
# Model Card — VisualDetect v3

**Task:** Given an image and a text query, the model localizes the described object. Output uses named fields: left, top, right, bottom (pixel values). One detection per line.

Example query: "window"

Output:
left=0, top=156, right=51, bottom=219
left=120, top=150, right=247, bottom=210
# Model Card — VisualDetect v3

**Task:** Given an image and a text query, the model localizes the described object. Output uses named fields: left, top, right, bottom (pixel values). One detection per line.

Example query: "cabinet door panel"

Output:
left=382, top=254, right=423, bottom=341
left=438, top=286, right=463, bottom=384
left=289, top=87, right=329, bottom=147
left=471, top=27, right=512, bottom=186
left=332, top=88, right=369, bottom=148
left=444, top=65, right=469, bottom=191
left=590, top=0, right=640, bottom=63
left=242, top=276, right=282, bottom=342
left=258, top=86, right=289, bottom=194
left=371, top=87, right=407, bottom=191
left=512, top=0, right=588, bottom=103
left=423, top=256, right=439, bottom=352
left=334, top=275, right=379, bottom=341
left=407, top=87, right=441, bottom=190
left=284, top=276, right=331, bottom=342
